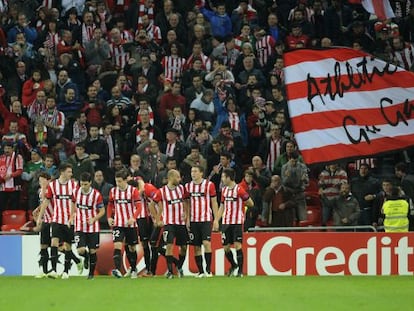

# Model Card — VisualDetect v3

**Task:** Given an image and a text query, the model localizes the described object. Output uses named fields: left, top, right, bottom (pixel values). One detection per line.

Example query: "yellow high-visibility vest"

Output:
left=383, top=199, right=409, bottom=232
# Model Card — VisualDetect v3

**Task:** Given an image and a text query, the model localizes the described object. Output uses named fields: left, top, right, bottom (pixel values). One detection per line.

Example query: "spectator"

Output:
left=0, top=98, right=29, bottom=136
left=262, top=175, right=295, bottom=227
left=137, top=139, right=167, bottom=184
left=318, top=164, right=348, bottom=226
left=190, top=89, right=215, bottom=127
left=128, top=153, right=150, bottom=181
left=0, top=141, right=24, bottom=222
left=85, top=125, right=109, bottom=173
left=66, top=141, right=94, bottom=181
left=158, top=81, right=186, bottom=122
left=351, top=163, right=381, bottom=227
left=198, top=2, right=232, bottom=41
left=321, top=183, right=360, bottom=230
left=382, top=187, right=410, bottom=232
left=239, top=169, right=262, bottom=231
left=92, top=170, right=113, bottom=230
left=179, top=144, right=207, bottom=184
left=281, top=151, right=309, bottom=221
left=7, top=13, right=37, bottom=44
left=273, top=140, right=303, bottom=175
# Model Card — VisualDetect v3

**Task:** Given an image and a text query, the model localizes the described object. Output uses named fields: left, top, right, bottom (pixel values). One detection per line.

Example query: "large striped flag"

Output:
left=284, top=47, right=414, bottom=165
left=348, top=0, right=395, bottom=20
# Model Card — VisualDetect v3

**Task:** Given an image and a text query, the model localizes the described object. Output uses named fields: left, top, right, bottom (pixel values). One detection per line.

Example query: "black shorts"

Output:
left=221, top=224, right=243, bottom=246
left=75, top=232, right=100, bottom=250
left=189, top=221, right=212, bottom=246
left=51, top=223, right=73, bottom=244
left=40, top=222, right=51, bottom=246
left=163, top=224, right=188, bottom=246
left=137, top=217, right=153, bottom=242
left=112, top=226, right=138, bottom=245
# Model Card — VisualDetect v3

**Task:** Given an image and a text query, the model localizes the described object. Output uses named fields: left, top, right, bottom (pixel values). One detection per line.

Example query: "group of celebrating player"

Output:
left=34, top=162, right=253, bottom=279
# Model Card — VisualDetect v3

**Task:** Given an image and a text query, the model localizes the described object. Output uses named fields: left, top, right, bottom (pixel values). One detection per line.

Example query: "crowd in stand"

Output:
left=0, top=0, right=414, bottom=232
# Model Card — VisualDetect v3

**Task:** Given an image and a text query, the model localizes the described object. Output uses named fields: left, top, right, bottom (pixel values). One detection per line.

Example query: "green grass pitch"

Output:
left=0, top=276, right=412, bottom=310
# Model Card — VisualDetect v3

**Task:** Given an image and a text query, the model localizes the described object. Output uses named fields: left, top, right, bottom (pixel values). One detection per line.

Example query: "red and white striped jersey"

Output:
left=39, top=188, right=54, bottom=223
left=72, top=187, right=104, bottom=233
left=266, top=138, right=282, bottom=172
left=390, top=44, right=414, bottom=70
left=162, top=55, right=186, bottom=81
left=46, top=179, right=79, bottom=225
left=153, top=184, right=189, bottom=225
left=221, top=184, right=250, bottom=225
left=228, top=112, right=240, bottom=132
left=255, top=35, right=275, bottom=67
left=144, top=23, right=162, bottom=45
left=121, top=30, right=134, bottom=42
left=185, top=179, right=216, bottom=222
left=136, top=183, right=158, bottom=219
left=109, top=40, right=130, bottom=70
left=108, top=185, right=140, bottom=227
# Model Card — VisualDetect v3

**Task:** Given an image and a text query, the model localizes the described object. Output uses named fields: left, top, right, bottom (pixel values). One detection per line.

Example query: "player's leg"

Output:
left=176, top=225, right=188, bottom=278
left=125, top=228, right=139, bottom=278
left=233, top=224, right=244, bottom=277
left=75, top=231, right=87, bottom=275
left=164, top=225, right=175, bottom=278
left=49, top=223, right=61, bottom=276
left=137, top=218, right=151, bottom=275
left=37, top=223, right=51, bottom=277
left=62, top=225, right=74, bottom=278
left=86, top=233, right=99, bottom=279
left=201, top=222, right=213, bottom=276
left=222, top=225, right=237, bottom=276
left=111, top=227, right=124, bottom=277
left=190, top=222, right=204, bottom=276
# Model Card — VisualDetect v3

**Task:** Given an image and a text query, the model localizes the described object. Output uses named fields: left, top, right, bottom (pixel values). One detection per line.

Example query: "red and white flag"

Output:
left=283, top=47, right=414, bottom=165
left=349, top=0, right=395, bottom=20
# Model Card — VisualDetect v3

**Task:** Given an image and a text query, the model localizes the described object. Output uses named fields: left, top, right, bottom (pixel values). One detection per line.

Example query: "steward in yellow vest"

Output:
left=382, top=188, right=409, bottom=232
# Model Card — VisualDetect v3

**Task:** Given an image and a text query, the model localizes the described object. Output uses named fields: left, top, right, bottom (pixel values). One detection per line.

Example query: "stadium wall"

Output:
left=1, top=232, right=413, bottom=276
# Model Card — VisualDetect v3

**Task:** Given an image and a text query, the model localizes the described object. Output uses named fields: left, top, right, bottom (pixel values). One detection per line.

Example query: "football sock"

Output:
left=225, top=250, right=237, bottom=268
left=236, top=249, right=244, bottom=273
left=143, top=244, right=151, bottom=271
left=64, top=250, right=71, bottom=273
left=128, top=249, right=137, bottom=272
left=150, top=247, right=159, bottom=275
left=40, top=249, right=49, bottom=274
left=50, top=246, right=58, bottom=271
left=204, top=252, right=212, bottom=273
left=113, top=249, right=122, bottom=271
left=71, top=251, right=80, bottom=264
left=195, top=255, right=204, bottom=273
left=166, top=255, right=173, bottom=273
left=178, top=255, right=186, bottom=269
left=89, top=253, right=97, bottom=276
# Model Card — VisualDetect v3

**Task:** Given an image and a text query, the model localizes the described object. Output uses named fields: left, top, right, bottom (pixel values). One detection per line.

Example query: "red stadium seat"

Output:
left=2, top=210, right=27, bottom=226
left=1, top=224, right=23, bottom=232
left=305, top=193, right=321, bottom=207
left=299, top=206, right=322, bottom=227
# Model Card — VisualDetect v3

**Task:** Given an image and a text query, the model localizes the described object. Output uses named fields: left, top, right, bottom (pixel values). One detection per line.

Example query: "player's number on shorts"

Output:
left=163, top=230, right=168, bottom=242
left=112, top=229, right=121, bottom=241
left=74, top=235, right=80, bottom=243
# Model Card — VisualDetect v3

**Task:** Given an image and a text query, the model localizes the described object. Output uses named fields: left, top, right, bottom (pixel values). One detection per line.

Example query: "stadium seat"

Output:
left=305, top=193, right=321, bottom=207
left=2, top=210, right=27, bottom=225
left=1, top=224, right=23, bottom=232
left=299, top=206, right=321, bottom=227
